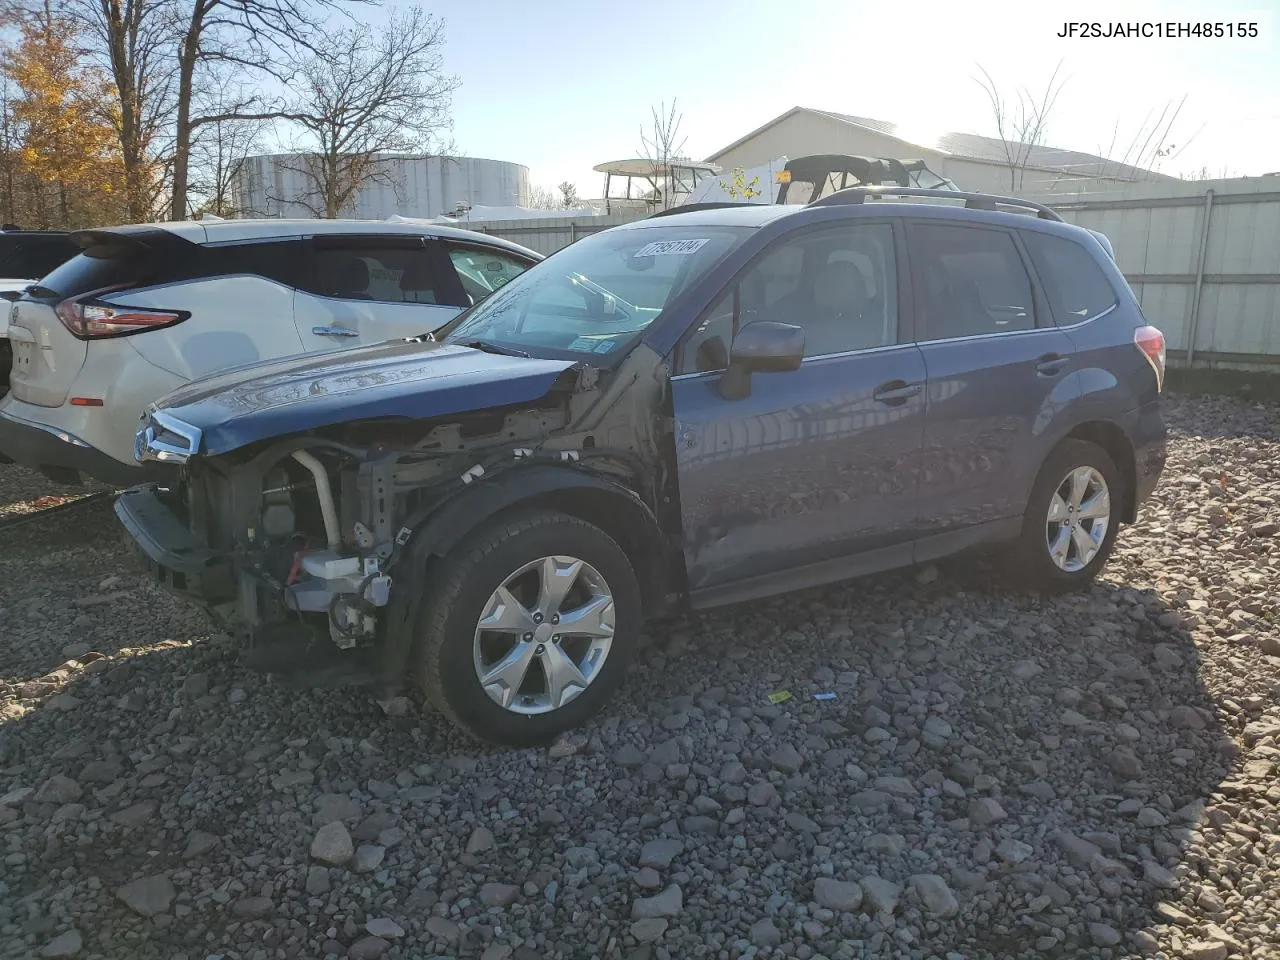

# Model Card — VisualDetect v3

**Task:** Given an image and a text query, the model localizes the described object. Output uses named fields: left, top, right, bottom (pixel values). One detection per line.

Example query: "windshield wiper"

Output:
left=456, top=338, right=531, bottom=358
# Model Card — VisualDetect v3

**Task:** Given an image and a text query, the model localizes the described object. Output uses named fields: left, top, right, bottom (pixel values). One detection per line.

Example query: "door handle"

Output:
left=312, top=325, right=359, bottom=338
left=872, top=380, right=922, bottom=405
left=1036, top=352, right=1070, bottom=376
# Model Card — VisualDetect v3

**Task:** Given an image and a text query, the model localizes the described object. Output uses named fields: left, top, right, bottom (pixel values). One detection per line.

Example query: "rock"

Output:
left=750, top=918, right=783, bottom=947
left=813, top=878, right=863, bottom=912
left=1169, top=705, right=1206, bottom=730
left=347, top=936, right=390, bottom=960
left=747, top=782, right=779, bottom=806
left=308, top=822, right=353, bottom=866
left=632, top=884, right=682, bottom=919
left=62, top=641, right=92, bottom=659
left=365, top=918, right=404, bottom=939
left=183, top=830, right=218, bottom=859
left=34, top=775, right=81, bottom=804
left=425, top=916, right=459, bottom=941
left=968, top=798, right=1007, bottom=825
left=1183, top=942, right=1228, bottom=960
left=231, top=897, right=273, bottom=919
left=314, top=793, right=363, bottom=825
left=180, top=673, right=209, bottom=696
left=630, top=918, right=668, bottom=943
left=911, top=874, right=959, bottom=918
left=565, top=845, right=599, bottom=868
left=1088, top=923, right=1122, bottom=947
left=1055, top=831, right=1102, bottom=868
left=1108, top=747, right=1143, bottom=779
left=353, top=844, right=386, bottom=873
left=39, top=929, right=82, bottom=958
left=874, top=775, right=916, bottom=796
left=639, top=838, right=683, bottom=869
left=1143, top=861, right=1176, bottom=888
left=109, top=801, right=156, bottom=828
left=306, top=866, right=331, bottom=895
left=613, top=744, right=647, bottom=768
left=467, top=826, right=495, bottom=853
left=995, top=838, right=1034, bottom=864
left=0, top=786, right=34, bottom=805
left=768, top=744, right=803, bottom=774
left=479, top=882, right=519, bottom=907
left=116, top=874, right=176, bottom=917
left=860, top=876, right=901, bottom=915
left=922, top=715, right=953, bottom=745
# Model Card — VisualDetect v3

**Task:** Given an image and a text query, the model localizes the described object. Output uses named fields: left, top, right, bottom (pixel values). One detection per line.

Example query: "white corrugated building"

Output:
left=231, top=154, right=529, bottom=220
left=708, top=107, right=1179, bottom=196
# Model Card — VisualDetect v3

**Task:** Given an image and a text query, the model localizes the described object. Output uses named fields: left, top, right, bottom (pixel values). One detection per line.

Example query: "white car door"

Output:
left=293, top=235, right=463, bottom=353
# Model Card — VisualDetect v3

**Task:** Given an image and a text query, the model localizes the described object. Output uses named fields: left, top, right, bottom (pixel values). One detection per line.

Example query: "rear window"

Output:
left=1022, top=230, right=1119, bottom=324
left=36, top=251, right=153, bottom=299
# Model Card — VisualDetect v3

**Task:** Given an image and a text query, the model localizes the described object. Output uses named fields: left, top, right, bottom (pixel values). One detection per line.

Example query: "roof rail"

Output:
left=646, top=201, right=759, bottom=219
left=808, top=186, right=1064, bottom=222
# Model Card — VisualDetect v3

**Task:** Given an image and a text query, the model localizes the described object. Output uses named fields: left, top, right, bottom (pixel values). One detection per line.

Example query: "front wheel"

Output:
left=413, top=509, right=642, bottom=746
left=1010, top=439, right=1121, bottom=592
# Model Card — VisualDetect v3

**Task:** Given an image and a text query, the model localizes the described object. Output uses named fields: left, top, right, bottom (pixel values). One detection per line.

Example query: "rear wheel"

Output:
left=1011, top=439, right=1121, bottom=592
left=414, top=509, right=641, bottom=746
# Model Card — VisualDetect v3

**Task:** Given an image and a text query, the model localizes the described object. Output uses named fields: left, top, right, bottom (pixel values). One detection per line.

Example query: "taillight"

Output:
left=1134, top=325, right=1166, bottom=392
left=55, top=295, right=186, bottom=339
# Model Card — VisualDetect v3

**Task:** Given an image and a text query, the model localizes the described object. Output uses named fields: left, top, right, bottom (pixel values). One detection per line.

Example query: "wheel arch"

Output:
left=374, top=465, right=675, bottom=693
left=1062, top=420, right=1137, bottom=522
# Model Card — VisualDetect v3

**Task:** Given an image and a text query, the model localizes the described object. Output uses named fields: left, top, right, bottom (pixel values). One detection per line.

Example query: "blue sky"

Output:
left=367, top=0, right=1278, bottom=197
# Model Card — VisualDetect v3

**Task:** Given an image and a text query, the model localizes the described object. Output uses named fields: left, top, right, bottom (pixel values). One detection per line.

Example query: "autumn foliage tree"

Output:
left=1, top=5, right=129, bottom=227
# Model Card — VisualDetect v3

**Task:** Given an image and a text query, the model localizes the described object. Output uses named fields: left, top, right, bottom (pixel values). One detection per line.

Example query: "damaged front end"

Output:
left=117, top=338, right=678, bottom=692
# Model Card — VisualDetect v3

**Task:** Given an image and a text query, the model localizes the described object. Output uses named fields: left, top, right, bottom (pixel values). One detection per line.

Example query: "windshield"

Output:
left=438, top=225, right=748, bottom=358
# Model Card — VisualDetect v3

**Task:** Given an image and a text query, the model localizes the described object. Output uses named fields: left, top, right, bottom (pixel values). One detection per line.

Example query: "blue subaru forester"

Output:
left=118, top=187, right=1167, bottom=746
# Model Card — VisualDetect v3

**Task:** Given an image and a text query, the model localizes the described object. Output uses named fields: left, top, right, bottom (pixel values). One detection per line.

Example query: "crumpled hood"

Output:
left=147, top=338, right=578, bottom=456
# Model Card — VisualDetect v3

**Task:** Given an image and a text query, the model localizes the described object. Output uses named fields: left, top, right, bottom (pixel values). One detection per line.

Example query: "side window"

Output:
left=1022, top=230, right=1118, bottom=325
left=206, top=239, right=301, bottom=287
left=447, top=246, right=532, bottom=305
left=909, top=224, right=1034, bottom=340
left=678, top=223, right=897, bottom=374
left=306, top=241, right=442, bottom=304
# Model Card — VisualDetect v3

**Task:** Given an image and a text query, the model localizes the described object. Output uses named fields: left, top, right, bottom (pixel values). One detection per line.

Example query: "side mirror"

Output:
left=718, top=321, right=804, bottom=400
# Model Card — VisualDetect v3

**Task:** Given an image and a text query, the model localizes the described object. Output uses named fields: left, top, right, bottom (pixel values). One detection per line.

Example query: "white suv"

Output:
left=0, top=218, right=539, bottom=484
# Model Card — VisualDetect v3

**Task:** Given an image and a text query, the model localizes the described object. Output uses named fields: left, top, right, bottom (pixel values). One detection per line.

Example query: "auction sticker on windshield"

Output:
left=634, top=238, right=709, bottom=257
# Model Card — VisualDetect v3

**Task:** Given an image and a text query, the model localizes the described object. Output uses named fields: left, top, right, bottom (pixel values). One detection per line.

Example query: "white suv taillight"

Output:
left=1134, top=325, right=1166, bottom=392
left=56, top=294, right=186, bottom=340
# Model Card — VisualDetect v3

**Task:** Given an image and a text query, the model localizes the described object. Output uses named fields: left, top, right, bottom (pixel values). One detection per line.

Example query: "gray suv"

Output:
left=118, top=187, right=1167, bottom=746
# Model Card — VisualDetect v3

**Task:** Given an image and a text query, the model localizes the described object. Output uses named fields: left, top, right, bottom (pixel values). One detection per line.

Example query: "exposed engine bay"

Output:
left=128, top=345, right=677, bottom=683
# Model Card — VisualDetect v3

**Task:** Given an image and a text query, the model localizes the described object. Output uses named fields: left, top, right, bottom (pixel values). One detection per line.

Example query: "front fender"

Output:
left=373, top=464, right=665, bottom=694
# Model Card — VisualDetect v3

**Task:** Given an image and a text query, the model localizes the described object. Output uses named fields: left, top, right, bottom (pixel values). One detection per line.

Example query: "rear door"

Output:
left=908, top=220, right=1080, bottom=551
left=670, top=219, right=927, bottom=594
left=294, top=235, right=462, bottom=351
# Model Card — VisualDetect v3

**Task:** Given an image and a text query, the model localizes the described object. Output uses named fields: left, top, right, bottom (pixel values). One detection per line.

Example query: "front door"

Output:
left=669, top=221, right=926, bottom=594
left=294, top=235, right=463, bottom=352
left=906, top=221, right=1081, bottom=550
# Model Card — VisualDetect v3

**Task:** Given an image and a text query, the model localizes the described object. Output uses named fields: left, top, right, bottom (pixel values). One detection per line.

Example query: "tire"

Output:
left=1010, top=439, right=1122, bottom=592
left=414, top=509, right=642, bottom=746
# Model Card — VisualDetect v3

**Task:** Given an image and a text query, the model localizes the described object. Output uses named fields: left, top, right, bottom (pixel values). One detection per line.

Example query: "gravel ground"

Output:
left=2, top=394, right=1279, bottom=960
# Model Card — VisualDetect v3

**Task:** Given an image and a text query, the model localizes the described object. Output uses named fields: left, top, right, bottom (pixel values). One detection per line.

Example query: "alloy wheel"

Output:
left=472, top=555, right=615, bottom=715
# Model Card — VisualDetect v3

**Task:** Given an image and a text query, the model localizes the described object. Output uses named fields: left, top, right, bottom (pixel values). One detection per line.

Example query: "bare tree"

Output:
left=185, top=75, right=261, bottom=216
left=1095, top=96, right=1203, bottom=181
left=526, top=184, right=560, bottom=210
left=269, top=7, right=457, bottom=218
left=77, top=0, right=176, bottom=220
left=557, top=179, right=580, bottom=208
left=638, top=99, right=687, bottom=210
left=169, top=0, right=375, bottom=220
left=974, top=62, right=1067, bottom=192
